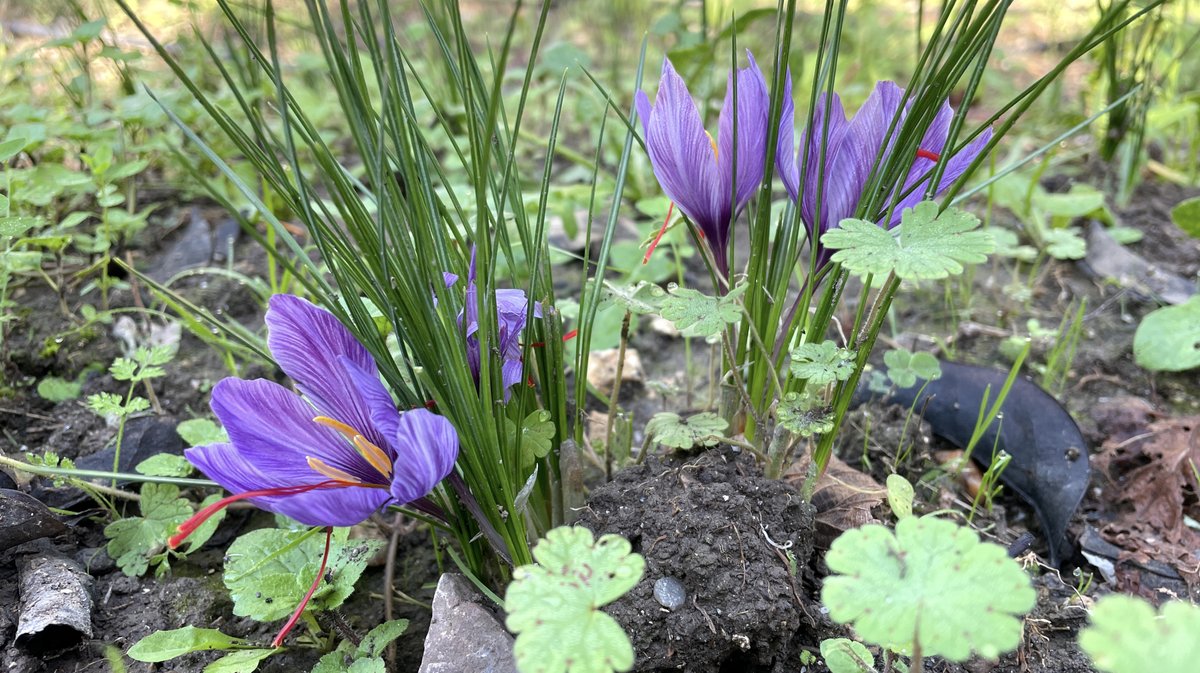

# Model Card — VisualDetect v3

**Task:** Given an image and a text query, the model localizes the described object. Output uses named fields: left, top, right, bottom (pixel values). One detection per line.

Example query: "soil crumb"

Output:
left=581, top=447, right=816, bottom=673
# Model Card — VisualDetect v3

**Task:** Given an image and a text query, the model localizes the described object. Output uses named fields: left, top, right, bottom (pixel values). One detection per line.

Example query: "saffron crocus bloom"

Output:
left=776, top=79, right=993, bottom=267
left=444, top=249, right=542, bottom=396
left=169, top=294, right=458, bottom=646
left=635, top=53, right=769, bottom=278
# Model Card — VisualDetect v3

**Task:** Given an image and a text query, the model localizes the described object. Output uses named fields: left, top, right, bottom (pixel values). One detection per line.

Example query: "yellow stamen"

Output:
left=353, top=435, right=394, bottom=480
left=307, top=456, right=365, bottom=485
left=706, top=131, right=718, bottom=160
left=313, top=416, right=358, bottom=441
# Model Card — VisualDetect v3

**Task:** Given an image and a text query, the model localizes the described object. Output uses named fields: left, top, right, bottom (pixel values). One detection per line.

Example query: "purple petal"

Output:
left=186, top=443, right=390, bottom=527
left=266, top=295, right=384, bottom=446
left=337, top=355, right=401, bottom=446
left=775, top=72, right=799, bottom=202
left=798, top=91, right=850, bottom=234
left=635, top=91, right=652, bottom=137
left=716, top=50, right=769, bottom=222
left=887, top=126, right=994, bottom=226
left=388, top=409, right=459, bottom=504
left=642, top=57, right=721, bottom=237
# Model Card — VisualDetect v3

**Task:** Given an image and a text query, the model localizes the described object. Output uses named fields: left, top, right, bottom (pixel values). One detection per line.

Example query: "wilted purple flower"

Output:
left=170, top=294, right=458, bottom=533
left=635, top=52, right=769, bottom=278
left=776, top=79, right=993, bottom=267
left=444, top=248, right=542, bottom=396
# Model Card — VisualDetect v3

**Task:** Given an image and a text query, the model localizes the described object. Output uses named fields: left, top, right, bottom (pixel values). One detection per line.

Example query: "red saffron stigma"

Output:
left=167, top=481, right=344, bottom=550
left=642, top=201, right=676, bottom=264
left=424, top=400, right=437, bottom=410
left=528, top=341, right=545, bottom=348
left=271, top=526, right=334, bottom=648
left=916, top=148, right=941, bottom=162
left=562, top=329, right=578, bottom=341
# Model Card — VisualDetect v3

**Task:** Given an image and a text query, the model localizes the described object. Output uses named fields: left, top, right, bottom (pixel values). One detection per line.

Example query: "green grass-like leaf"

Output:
left=505, top=527, right=645, bottom=673
left=644, top=412, right=728, bottom=449
left=822, top=516, right=1035, bottom=661
left=1079, top=596, right=1200, bottom=673
left=822, top=202, right=993, bottom=280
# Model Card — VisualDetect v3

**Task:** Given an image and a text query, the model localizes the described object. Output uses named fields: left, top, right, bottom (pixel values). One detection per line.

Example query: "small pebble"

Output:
left=653, top=576, right=686, bottom=610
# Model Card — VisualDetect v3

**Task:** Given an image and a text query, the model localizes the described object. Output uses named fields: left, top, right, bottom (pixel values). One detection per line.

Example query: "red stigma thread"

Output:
left=271, top=526, right=334, bottom=648
left=643, top=201, right=676, bottom=264
left=916, top=148, right=941, bottom=162
left=562, top=329, right=578, bottom=341
left=167, top=481, right=345, bottom=550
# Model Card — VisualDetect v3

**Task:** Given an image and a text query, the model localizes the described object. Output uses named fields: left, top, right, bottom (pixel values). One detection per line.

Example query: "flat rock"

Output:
left=586, top=347, right=644, bottom=396
left=418, top=573, right=515, bottom=673
left=1083, top=221, right=1197, bottom=304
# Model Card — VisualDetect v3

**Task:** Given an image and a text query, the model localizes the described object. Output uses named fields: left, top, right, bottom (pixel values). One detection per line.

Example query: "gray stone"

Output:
left=418, top=574, right=516, bottom=673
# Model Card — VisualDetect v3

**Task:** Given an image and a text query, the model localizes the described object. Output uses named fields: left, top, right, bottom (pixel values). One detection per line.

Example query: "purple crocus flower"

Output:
left=635, top=52, right=769, bottom=279
left=444, top=249, right=542, bottom=396
left=776, top=79, right=993, bottom=267
left=169, top=294, right=458, bottom=533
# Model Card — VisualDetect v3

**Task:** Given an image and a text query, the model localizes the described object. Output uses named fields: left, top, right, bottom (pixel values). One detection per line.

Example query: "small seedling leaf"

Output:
left=127, top=626, right=245, bottom=662
left=789, top=341, right=857, bottom=387
left=356, top=619, right=410, bottom=659
left=658, top=282, right=747, bottom=337
left=1133, top=297, right=1200, bottom=372
left=644, top=412, right=728, bottom=449
left=886, top=474, right=914, bottom=519
left=36, top=376, right=82, bottom=402
left=989, top=228, right=1037, bottom=262
left=177, top=418, right=230, bottom=446
left=1041, top=227, right=1087, bottom=260
left=506, top=527, right=645, bottom=673
left=883, top=349, right=942, bottom=388
left=776, top=392, right=834, bottom=437
left=202, top=648, right=276, bottom=673
left=136, top=454, right=194, bottom=478
left=820, top=638, right=875, bottom=673
left=1171, top=196, right=1200, bottom=239
left=224, top=528, right=381, bottom=622
left=822, top=516, right=1035, bottom=661
left=822, top=202, right=992, bottom=280
left=1079, top=595, right=1200, bottom=673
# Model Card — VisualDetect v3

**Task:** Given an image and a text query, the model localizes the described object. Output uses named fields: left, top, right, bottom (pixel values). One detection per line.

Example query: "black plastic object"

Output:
left=859, top=360, right=1089, bottom=566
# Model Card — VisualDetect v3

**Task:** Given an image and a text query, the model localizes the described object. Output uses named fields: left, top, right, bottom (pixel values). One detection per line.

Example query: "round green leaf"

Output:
left=1133, top=297, right=1200, bottom=372
left=1079, top=596, right=1200, bottom=673
left=820, top=638, right=875, bottom=673
left=1170, top=196, right=1200, bottom=239
left=822, top=517, right=1035, bottom=661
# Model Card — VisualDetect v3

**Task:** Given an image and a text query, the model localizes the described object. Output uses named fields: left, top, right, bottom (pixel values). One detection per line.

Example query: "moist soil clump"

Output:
left=581, top=447, right=817, bottom=673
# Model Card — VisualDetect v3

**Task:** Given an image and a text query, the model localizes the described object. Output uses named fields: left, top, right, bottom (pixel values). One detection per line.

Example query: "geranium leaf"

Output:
left=776, top=392, right=833, bottom=437
left=789, top=341, right=857, bottom=387
left=1079, top=596, right=1200, bottom=673
left=658, top=282, right=747, bottom=337
left=822, top=201, right=993, bottom=280
left=644, top=412, right=728, bottom=449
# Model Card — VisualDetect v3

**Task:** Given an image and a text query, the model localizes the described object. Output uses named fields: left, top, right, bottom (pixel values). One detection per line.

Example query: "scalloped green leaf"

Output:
left=1079, top=596, right=1200, bottom=673
left=789, top=341, right=856, bottom=387
left=604, top=280, right=667, bottom=315
left=822, top=517, right=1035, bottom=661
left=644, top=411, right=728, bottom=449
left=658, top=282, right=747, bottom=337
left=505, top=527, right=645, bottom=673
left=1041, top=227, right=1087, bottom=260
left=776, top=392, right=833, bottom=437
left=822, top=202, right=993, bottom=280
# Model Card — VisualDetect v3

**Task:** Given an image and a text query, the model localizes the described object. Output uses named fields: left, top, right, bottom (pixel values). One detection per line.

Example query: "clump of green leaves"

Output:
left=822, top=517, right=1035, bottom=671
left=1079, top=595, right=1200, bottom=673
left=505, top=526, right=645, bottom=673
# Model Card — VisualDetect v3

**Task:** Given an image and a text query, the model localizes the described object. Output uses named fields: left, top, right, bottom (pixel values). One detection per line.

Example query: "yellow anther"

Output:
left=313, top=416, right=358, bottom=441
left=706, top=132, right=718, bottom=160
left=307, top=456, right=364, bottom=485
left=353, top=435, right=393, bottom=480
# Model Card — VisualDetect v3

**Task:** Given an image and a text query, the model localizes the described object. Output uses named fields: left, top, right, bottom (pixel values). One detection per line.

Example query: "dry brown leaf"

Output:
left=784, top=454, right=886, bottom=548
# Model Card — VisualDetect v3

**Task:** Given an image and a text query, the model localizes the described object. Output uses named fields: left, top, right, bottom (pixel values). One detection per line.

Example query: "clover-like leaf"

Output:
left=658, top=282, right=747, bottom=337
left=1041, top=227, right=1087, bottom=260
left=822, top=516, right=1035, bottom=662
left=517, top=410, right=557, bottom=468
left=789, top=341, right=857, bottom=387
left=1079, top=595, right=1200, bottom=673
left=644, top=411, right=728, bottom=449
left=776, top=392, right=833, bottom=437
left=505, top=527, right=645, bottom=673
left=882, top=349, right=942, bottom=388
left=1133, top=296, right=1200, bottom=372
left=822, top=202, right=993, bottom=280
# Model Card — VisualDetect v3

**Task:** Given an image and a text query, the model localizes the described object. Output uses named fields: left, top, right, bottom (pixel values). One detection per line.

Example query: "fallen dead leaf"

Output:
left=784, top=453, right=886, bottom=549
